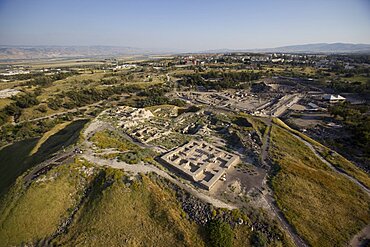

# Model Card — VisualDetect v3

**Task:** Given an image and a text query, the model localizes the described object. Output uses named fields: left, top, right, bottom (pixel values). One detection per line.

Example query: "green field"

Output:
left=269, top=125, right=370, bottom=246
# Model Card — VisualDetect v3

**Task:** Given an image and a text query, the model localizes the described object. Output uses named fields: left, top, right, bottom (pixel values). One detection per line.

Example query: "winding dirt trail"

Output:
left=289, top=133, right=370, bottom=197
left=259, top=120, right=308, bottom=247
left=81, top=153, right=236, bottom=210
left=276, top=121, right=370, bottom=246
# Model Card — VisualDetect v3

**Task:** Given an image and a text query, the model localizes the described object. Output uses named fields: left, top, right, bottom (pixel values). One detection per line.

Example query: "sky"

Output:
left=0, top=0, right=369, bottom=51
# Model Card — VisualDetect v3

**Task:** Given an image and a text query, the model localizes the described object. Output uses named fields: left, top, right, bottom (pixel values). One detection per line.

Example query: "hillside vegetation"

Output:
left=269, top=125, right=370, bottom=246
left=272, top=117, right=370, bottom=189
left=54, top=170, right=204, bottom=247
left=0, top=160, right=205, bottom=247
left=0, top=161, right=94, bottom=246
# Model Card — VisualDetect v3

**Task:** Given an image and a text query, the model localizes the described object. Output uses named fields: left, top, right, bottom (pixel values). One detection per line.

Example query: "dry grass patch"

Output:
left=273, top=117, right=370, bottom=189
left=270, top=125, right=370, bottom=246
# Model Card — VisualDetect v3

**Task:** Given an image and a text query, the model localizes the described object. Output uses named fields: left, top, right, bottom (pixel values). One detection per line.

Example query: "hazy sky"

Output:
left=0, top=0, right=369, bottom=51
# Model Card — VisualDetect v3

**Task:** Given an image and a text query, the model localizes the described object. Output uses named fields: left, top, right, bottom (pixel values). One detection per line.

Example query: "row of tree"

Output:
left=180, top=71, right=261, bottom=90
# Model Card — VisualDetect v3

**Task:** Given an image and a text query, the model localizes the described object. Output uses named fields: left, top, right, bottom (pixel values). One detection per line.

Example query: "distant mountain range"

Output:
left=202, top=43, right=370, bottom=54
left=0, top=46, right=153, bottom=60
left=0, top=43, right=369, bottom=60
left=255, top=43, right=370, bottom=54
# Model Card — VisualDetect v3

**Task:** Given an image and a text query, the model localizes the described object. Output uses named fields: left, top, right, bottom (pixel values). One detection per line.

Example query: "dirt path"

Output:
left=81, top=153, right=236, bottom=209
left=80, top=117, right=236, bottom=210
left=349, top=224, right=370, bottom=247
left=15, top=101, right=103, bottom=125
left=259, top=120, right=308, bottom=247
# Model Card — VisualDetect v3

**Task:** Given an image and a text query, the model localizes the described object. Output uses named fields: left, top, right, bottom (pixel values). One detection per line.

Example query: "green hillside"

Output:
left=0, top=161, right=94, bottom=246
left=0, top=161, right=204, bottom=247
left=54, top=170, right=204, bottom=246
left=269, top=125, right=370, bottom=246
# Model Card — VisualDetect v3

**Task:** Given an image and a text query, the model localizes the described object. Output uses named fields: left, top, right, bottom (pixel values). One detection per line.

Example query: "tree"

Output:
left=36, top=105, right=48, bottom=113
left=207, top=220, right=233, bottom=247
left=251, top=231, right=268, bottom=247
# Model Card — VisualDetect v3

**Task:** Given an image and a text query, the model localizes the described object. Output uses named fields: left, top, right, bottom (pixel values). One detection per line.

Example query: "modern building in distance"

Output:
left=323, top=94, right=346, bottom=103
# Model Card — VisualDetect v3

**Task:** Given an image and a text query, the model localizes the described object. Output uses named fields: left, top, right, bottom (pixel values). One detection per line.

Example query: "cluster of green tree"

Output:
left=207, top=220, right=233, bottom=247
left=330, top=54, right=370, bottom=64
left=250, top=231, right=269, bottom=247
left=329, top=63, right=370, bottom=75
left=117, top=148, right=155, bottom=164
left=180, top=71, right=260, bottom=90
left=65, top=88, right=110, bottom=107
left=26, top=72, right=77, bottom=87
left=0, top=92, right=40, bottom=124
left=100, top=77, right=119, bottom=85
left=0, top=118, right=68, bottom=146
left=203, top=71, right=260, bottom=82
left=47, top=96, right=64, bottom=110
left=329, top=103, right=370, bottom=156
left=50, top=84, right=141, bottom=109
left=137, top=86, right=170, bottom=97
left=327, top=80, right=370, bottom=94
left=134, top=85, right=186, bottom=108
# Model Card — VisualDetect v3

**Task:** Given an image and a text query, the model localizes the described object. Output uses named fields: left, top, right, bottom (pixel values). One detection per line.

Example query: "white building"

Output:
left=323, top=95, right=346, bottom=103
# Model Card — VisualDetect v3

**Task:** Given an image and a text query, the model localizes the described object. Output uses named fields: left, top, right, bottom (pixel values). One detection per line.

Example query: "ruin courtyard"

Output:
left=160, top=140, right=240, bottom=190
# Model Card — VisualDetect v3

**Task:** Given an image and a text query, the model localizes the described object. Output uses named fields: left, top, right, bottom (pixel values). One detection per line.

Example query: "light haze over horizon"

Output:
left=0, top=0, right=369, bottom=52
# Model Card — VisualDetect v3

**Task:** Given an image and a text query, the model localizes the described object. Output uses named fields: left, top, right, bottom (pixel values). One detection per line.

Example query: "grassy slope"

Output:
left=54, top=171, right=204, bottom=247
left=90, top=130, right=156, bottom=164
left=30, top=121, right=72, bottom=155
left=0, top=160, right=205, bottom=247
left=90, top=130, right=137, bottom=151
left=269, top=125, right=370, bottom=246
left=0, top=120, right=86, bottom=196
left=0, top=163, right=89, bottom=246
left=0, top=99, right=12, bottom=110
left=273, top=117, right=370, bottom=189
left=0, top=138, right=38, bottom=195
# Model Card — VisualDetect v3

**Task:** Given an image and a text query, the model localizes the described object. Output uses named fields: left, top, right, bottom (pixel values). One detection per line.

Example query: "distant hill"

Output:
left=1, top=43, right=370, bottom=60
left=202, top=43, right=370, bottom=54
left=259, top=43, right=370, bottom=54
left=0, top=45, right=153, bottom=60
